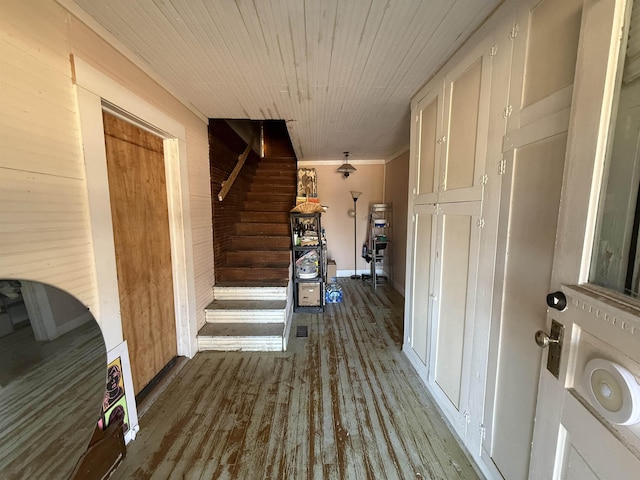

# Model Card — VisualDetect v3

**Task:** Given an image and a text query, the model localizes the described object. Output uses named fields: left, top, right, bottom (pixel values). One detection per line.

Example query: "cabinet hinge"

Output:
left=437, top=136, right=446, bottom=144
left=503, top=105, right=513, bottom=118
left=480, top=174, right=488, bottom=186
left=415, top=114, right=419, bottom=123
left=480, top=424, right=487, bottom=442
left=510, top=25, right=519, bottom=39
left=462, top=411, right=471, bottom=435
left=477, top=218, right=485, bottom=229
left=490, top=44, right=498, bottom=57
left=498, top=158, right=507, bottom=175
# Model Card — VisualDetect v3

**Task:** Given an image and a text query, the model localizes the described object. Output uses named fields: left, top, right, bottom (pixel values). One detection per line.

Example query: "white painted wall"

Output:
left=0, top=0, right=213, bottom=351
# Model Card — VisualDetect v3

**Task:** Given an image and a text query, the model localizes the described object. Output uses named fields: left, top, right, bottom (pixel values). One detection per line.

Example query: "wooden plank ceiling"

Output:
left=66, top=0, right=501, bottom=161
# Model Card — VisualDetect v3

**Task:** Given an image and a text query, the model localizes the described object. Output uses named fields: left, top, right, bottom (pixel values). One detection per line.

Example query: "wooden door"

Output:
left=528, top=0, right=640, bottom=478
left=482, top=0, right=584, bottom=478
left=103, top=112, right=177, bottom=395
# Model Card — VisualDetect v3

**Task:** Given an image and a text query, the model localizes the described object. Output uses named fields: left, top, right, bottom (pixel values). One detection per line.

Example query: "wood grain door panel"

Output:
left=103, top=112, right=177, bottom=394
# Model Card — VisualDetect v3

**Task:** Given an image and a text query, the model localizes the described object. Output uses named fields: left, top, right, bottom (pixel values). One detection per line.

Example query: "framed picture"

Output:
left=297, top=168, right=317, bottom=198
left=99, top=341, right=139, bottom=444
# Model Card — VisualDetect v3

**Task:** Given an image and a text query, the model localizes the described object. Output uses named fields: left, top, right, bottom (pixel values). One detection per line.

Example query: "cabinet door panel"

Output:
left=410, top=205, right=437, bottom=364
left=440, top=44, right=492, bottom=203
left=446, top=60, right=482, bottom=191
left=433, top=202, right=481, bottom=416
left=417, top=95, right=441, bottom=203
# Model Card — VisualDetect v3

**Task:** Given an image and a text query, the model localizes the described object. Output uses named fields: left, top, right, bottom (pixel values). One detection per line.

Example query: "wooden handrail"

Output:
left=218, top=136, right=254, bottom=202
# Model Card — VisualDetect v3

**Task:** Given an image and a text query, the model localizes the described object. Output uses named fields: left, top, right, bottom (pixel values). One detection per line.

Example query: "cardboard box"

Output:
left=298, top=283, right=321, bottom=306
left=327, top=260, right=337, bottom=282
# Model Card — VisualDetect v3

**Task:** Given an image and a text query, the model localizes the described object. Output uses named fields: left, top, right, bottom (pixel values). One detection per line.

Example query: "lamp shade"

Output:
left=337, top=152, right=356, bottom=177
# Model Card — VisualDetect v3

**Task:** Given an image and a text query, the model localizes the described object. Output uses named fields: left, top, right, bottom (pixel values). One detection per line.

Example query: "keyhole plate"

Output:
left=547, top=319, right=564, bottom=378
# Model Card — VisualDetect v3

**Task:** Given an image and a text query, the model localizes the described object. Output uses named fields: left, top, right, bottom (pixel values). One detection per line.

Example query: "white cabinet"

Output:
left=404, top=7, right=513, bottom=475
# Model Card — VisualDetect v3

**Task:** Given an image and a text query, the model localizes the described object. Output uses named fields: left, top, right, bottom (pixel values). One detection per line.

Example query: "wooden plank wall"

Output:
left=0, top=0, right=212, bottom=335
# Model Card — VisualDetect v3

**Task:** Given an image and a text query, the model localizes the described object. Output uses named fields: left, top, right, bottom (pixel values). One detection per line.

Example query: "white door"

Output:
left=529, top=0, right=640, bottom=478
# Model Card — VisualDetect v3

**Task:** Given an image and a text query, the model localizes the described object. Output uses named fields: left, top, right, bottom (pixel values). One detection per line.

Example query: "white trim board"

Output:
left=298, top=159, right=386, bottom=166
left=73, top=56, right=198, bottom=358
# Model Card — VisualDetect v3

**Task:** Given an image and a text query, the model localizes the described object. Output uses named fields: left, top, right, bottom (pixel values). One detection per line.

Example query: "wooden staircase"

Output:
left=216, top=156, right=296, bottom=282
left=198, top=155, right=297, bottom=351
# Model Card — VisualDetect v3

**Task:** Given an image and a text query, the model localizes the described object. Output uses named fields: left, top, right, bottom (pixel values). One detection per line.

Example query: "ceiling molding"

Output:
left=298, top=159, right=386, bottom=167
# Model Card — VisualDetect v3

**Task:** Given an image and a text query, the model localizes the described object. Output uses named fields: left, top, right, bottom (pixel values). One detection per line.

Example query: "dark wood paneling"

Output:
left=209, top=120, right=260, bottom=276
left=263, top=121, right=296, bottom=158
left=210, top=120, right=296, bottom=284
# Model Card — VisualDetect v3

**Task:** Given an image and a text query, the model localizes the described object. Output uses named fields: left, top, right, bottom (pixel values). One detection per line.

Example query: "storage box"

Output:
left=298, top=283, right=321, bottom=306
left=327, top=260, right=337, bottom=282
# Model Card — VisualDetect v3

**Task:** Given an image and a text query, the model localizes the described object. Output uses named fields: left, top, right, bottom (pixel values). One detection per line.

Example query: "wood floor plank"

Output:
left=111, top=279, right=480, bottom=480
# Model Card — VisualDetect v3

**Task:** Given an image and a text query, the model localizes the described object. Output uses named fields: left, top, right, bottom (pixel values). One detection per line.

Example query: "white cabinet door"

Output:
left=430, top=201, right=482, bottom=437
left=407, top=204, right=437, bottom=366
left=529, top=0, right=640, bottom=478
left=412, top=88, right=444, bottom=206
left=438, top=40, right=493, bottom=204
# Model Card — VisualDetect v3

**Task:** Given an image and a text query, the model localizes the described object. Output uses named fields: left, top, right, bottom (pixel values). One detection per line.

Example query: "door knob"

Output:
left=546, top=291, right=567, bottom=311
left=535, top=330, right=559, bottom=348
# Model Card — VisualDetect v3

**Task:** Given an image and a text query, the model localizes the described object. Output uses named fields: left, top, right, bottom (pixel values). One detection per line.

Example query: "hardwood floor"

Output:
left=0, top=321, right=105, bottom=479
left=112, top=279, right=480, bottom=479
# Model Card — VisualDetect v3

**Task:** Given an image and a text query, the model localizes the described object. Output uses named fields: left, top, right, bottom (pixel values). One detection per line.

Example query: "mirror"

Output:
left=0, top=279, right=107, bottom=479
left=591, top=0, right=640, bottom=297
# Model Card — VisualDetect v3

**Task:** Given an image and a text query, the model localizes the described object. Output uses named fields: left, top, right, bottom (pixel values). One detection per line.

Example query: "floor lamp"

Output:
left=350, top=191, right=362, bottom=279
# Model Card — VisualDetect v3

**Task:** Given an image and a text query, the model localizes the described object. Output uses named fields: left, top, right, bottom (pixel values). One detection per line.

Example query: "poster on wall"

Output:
left=296, top=168, right=318, bottom=201
left=98, top=341, right=139, bottom=444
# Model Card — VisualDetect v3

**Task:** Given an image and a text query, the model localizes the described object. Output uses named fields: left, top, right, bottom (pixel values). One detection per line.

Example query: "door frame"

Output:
left=72, top=56, right=198, bottom=358
left=529, top=0, right=634, bottom=477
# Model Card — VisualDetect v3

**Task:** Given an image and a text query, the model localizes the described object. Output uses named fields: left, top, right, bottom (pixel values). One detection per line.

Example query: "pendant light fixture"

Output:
left=337, top=152, right=357, bottom=177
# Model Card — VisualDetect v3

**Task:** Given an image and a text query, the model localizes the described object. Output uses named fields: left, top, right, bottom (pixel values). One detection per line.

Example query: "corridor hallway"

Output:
left=111, top=279, right=479, bottom=479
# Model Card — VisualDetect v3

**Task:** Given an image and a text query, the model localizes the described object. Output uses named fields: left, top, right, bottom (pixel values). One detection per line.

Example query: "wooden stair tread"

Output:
left=235, top=223, right=290, bottom=235
left=219, top=262, right=290, bottom=268
left=228, top=247, right=291, bottom=253
left=214, top=140, right=295, bottom=284
left=198, top=322, right=284, bottom=337
left=214, top=280, right=288, bottom=288
left=205, top=299, right=286, bottom=310
left=230, top=235, right=290, bottom=242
